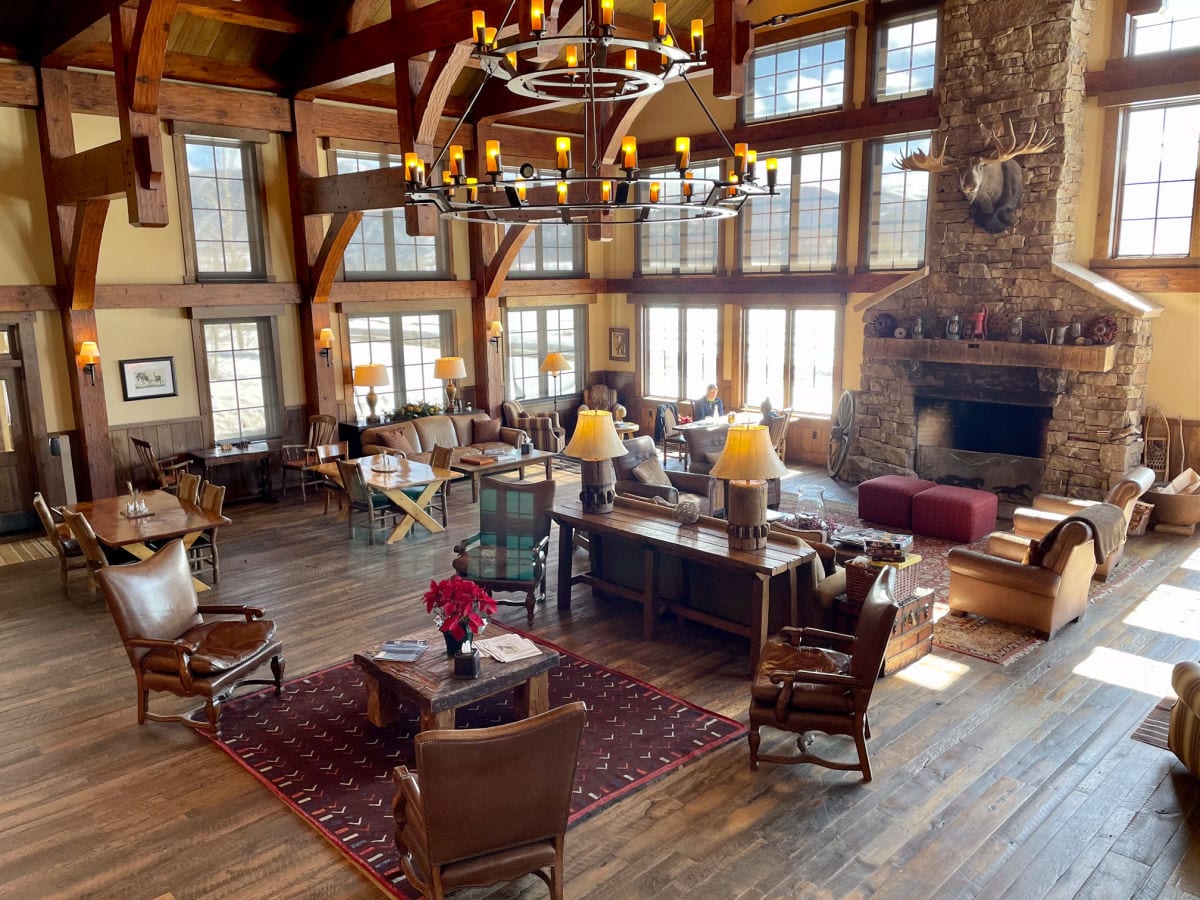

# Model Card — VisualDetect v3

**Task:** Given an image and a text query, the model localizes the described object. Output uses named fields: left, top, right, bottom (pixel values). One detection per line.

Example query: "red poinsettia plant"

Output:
left=423, top=576, right=497, bottom=641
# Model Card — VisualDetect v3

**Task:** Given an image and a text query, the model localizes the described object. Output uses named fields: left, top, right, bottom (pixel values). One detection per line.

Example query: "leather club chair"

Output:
left=96, top=540, right=285, bottom=733
left=946, top=520, right=1098, bottom=640
left=392, top=701, right=587, bottom=899
left=501, top=399, right=565, bottom=453
left=686, top=425, right=781, bottom=508
left=1168, top=661, right=1200, bottom=778
left=748, top=568, right=899, bottom=782
left=612, top=436, right=722, bottom=515
left=1010, top=465, right=1155, bottom=581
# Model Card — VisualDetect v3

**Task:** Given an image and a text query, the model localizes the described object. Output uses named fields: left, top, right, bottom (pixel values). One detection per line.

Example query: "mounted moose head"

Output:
left=894, top=122, right=1054, bottom=234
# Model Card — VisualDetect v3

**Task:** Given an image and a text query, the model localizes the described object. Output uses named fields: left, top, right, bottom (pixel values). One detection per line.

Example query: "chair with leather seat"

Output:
left=130, top=436, right=189, bottom=492
left=282, top=413, right=338, bottom=501
left=612, top=436, right=722, bottom=516
left=452, top=475, right=556, bottom=623
left=33, top=491, right=85, bottom=592
left=1009, top=465, right=1155, bottom=581
left=392, top=701, right=587, bottom=900
left=96, top=539, right=284, bottom=733
left=748, top=568, right=898, bottom=782
left=501, top=399, right=565, bottom=453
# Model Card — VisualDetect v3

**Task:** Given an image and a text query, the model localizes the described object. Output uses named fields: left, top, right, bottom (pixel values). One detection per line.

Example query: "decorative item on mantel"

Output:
left=866, top=312, right=895, bottom=338
left=709, top=425, right=789, bottom=551
left=945, top=314, right=962, bottom=340
left=964, top=305, right=988, bottom=341
left=423, top=576, right=498, bottom=678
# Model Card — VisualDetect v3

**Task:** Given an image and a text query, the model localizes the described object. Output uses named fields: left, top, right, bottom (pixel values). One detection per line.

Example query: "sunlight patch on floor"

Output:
left=1178, top=546, right=1200, bottom=573
left=1123, top=582, right=1200, bottom=640
left=1073, top=646, right=1176, bottom=697
left=893, top=653, right=970, bottom=690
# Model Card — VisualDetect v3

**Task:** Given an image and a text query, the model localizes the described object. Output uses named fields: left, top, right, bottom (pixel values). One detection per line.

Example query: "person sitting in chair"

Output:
left=693, top=384, right=724, bottom=421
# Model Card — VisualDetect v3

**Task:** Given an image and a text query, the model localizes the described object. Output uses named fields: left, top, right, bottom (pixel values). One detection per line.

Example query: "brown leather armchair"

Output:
left=392, top=701, right=587, bottom=899
left=502, top=399, right=565, bottom=453
left=1010, top=465, right=1155, bottom=580
left=947, top=520, right=1098, bottom=640
left=748, top=568, right=898, bottom=782
left=612, top=436, right=723, bottom=515
left=96, top=540, right=285, bottom=733
left=1169, top=661, right=1200, bottom=778
left=685, top=425, right=780, bottom=507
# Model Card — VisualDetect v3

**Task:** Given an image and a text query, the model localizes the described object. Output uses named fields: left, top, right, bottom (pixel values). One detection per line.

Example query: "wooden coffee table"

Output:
left=352, top=627, right=560, bottom=731
left=450, top=448, right=556, bottom=503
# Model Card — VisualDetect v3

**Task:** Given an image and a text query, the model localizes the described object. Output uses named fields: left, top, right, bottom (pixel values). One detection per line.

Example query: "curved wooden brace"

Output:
left=601, top=95, right=653, bottom=163
left=127, top=0, right=182, bottom=114
left=483, top=224, right=535, bottom=300
left=413, top=43, right=473, bottom=147
left=69, top=199, right=112, bottom=311
left=311, top=211, right=364, bottom=303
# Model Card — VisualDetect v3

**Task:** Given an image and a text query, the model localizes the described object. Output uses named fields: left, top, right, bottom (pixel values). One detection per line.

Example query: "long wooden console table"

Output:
left=550, top=498, right=815, bottom=674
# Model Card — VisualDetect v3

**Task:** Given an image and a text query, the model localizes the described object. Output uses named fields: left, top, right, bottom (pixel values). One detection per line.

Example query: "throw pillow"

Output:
left=378, top=429, right=416, bottom=455
left=632, top=456, right=672, bottom=487
left=472, top=417, right=502, bottom=443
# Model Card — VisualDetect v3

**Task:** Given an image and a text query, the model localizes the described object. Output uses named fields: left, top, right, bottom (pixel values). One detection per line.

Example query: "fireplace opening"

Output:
left=916, top=398, right=1050, bottom=458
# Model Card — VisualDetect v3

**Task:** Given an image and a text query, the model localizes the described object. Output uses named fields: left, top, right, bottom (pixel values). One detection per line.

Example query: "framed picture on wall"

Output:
left=119, top=356, right=178, bottom=401
left=609, top=328, right=629, bottom=362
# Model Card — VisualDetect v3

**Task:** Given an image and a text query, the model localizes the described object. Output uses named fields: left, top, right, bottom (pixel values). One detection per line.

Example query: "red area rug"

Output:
left=202, top=637, right=745, bottom=897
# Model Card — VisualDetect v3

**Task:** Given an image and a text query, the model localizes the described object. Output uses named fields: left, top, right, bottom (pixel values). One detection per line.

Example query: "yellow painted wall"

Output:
left=0, top=107, right=54, bottom=284
left=34, top=311, right=73, bottom=432
left=1146, top=293, right=1200, bottom=419
left=96, top=308, right=200, bottom=426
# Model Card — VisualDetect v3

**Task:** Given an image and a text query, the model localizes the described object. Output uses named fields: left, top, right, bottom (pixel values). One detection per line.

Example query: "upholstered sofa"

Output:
left=361, top=412, right=526, bottom=462
left=684, top=423, right=781, bottom=508
left=613, top=436, right=722, bottom=515
left=1169, top=661, right=1200, bottom=778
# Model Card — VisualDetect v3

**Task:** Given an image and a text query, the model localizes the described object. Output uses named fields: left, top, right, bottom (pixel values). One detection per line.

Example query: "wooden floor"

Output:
left=2, top=465, right=1198, bottom=899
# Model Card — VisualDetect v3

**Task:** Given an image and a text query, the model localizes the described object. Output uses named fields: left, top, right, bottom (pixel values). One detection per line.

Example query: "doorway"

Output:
left=0, top=324, right=40, bottom=533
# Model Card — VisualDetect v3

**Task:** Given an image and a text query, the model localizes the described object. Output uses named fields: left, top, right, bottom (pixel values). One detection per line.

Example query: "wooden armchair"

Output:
left=392, top=701, right=587, bottom=900
left=502, top=399, right=565, bottom=453
left=61, top=507, right=109, bottom=598
left=186, top=481, right=226, bottom=583
left=661, top=405, right=688, bottom=466
left=338, top=459, right=402, bottom=545
left=96, top=540, right=284, bottom=734
left=452, top=476, right=556, bottom=623
left=748, top=568, right=898, bottom=782
left=130, top=436, right=189, bottom=491
left=33, top=491, right=85, bottom=592
left=282, top=414, right=338, bottom=501
left=766, top=408, right=793, bottom=461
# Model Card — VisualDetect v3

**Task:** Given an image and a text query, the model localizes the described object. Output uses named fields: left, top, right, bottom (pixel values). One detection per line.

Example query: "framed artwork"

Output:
left=609, top=327, right=630, bottom=362
left=119, top=356, right=178, bottom=401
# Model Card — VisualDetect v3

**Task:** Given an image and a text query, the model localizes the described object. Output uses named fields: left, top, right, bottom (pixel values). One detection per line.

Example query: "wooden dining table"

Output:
left=65, top=489, right=230, bottom=592
left=311, top=455, right=463, bottom=544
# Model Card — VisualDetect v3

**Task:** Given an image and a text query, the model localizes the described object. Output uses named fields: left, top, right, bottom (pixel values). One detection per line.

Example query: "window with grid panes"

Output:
left=1128, top=0, right=1200, bottom=54
left=865, top=132, right=931, bottom=270
left=346, top=312, right=453, bottom=414
left=183, top=137, right=267, bottom=280
left=505, top=306, right=584, bottom=400
left=741, top=146, right=842, bottom=273
left=743, top=308, right=837, bottom=416
left=1112, top=99, right=1200, bottom=258
left=643, top=305, right=719, bottom=401
left=874, top=9, right=937, bottom=101
left=638, top=162, right=722, bottom=274
left=203, top=320, right=280, bottom=440
left=510, top=224, right=583, bottom=276
left=745, top=29, right=848, bottom=122
left=333, top=150, right=446, bottom=278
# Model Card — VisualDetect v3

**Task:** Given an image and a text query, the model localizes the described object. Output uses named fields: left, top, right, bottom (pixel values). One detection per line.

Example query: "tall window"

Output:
left=1128, top=0, right=1200, bottom=55
left=741, top=146, right=843, bottom=273
left=1112, top=99, right=1200, bottom=258
left=745, top=29, right=848, bottom=122
left=510, top=225, right=583, bottom=276
left=183, top=137, right=267, bottom=280
left=743, top=308, right=837, bottom=416
left=203, top=320, right=280, bottom=440
left=334, top=150, right=447, bottom=278
left=874, top=9, right=937, bottom=101
left=643, top=305, right=719, bottom=401
left=347, top=312, right=453, bottom=413
left=505, top=306, right=584, bottom=400
left=865, top=132, right=931, bottom=270
left=639, top=162, right=722, bottom=274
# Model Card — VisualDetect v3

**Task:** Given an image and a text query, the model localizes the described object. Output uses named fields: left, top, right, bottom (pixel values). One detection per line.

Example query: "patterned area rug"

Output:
left=203, top=638, right=745, bottom=897
left=1131, top=698, right=1175, bottom=751
left=0, top=537, right=54, bottom=567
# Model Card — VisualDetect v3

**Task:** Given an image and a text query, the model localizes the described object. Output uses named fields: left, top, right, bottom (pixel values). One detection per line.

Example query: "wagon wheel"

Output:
left=828, top=390, right=856, bottom=479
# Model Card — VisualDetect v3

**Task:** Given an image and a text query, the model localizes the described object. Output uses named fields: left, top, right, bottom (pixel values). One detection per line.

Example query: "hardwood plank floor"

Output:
left=1, top=464, right=1197, bottom=899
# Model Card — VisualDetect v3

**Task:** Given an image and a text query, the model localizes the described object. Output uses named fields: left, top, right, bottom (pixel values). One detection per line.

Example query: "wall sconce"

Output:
left=487, top=320, right=503, bottom=351
left=78, top=341, right=99, bottom=386
left=318, top=327, right=334, bottom=367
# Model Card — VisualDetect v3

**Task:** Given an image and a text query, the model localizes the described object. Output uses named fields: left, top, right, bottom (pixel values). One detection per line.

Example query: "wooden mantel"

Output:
left=863, top=337, right=1117, bottom=373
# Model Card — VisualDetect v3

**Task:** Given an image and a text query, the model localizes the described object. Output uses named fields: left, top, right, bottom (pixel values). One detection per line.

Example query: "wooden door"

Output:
left=0, top=326, right=36, bottom=532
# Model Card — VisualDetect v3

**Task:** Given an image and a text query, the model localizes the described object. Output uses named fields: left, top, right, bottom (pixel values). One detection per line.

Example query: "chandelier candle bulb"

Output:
left=530, top=0, right=544, bottom=32
left=625, top=48, right=637, bottom=69
left=515, top=177, right=527, bottom=201
left=745, top=149, right=757, bottom=180
left=727, top=172, right=739, bottom=198
left=601, top=180, right=612, bottom=202
left=691, top=19, right=704, bottom=56
left=505, top=50, right=517, bottom=71
left=682, top=170, right=693, bottom=199
left=441, top=169, right=452, bottom=185
left=449, top=145, right=464, bottom=178
left=675, top=136, right=690, bottom=172
left=472, top=9, right=486, bottom=43
left=660, top=33, right=673, bottom=65
left=766, top=157, right=778, bottom=191
left=649, top=181, right=661, bottom=202
left=621, top=135, right=638, bottom=172
left=652, top=2, right=666, bottom=37
left=600, top=0, right=613, bottom=28
left=565, top=44, right=578, bottom=67
left=555, top=136, right=572, bottom=173
left=485, top=140, right=502, bottom=173
left=734, top=142, right=748, bottom=175
left=465, top=177, right=479, bottom=202
left=404, top=152, right=421, bottom=183
left=483, top=26, right=496, bottom=47
left=556, top=181, right=568, bottom=204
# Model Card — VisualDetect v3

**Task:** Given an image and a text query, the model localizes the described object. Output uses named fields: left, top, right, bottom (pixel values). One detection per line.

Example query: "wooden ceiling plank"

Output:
left=177, top=0, right=308, bottom=34
left=36, top=0, right=121, bottom=60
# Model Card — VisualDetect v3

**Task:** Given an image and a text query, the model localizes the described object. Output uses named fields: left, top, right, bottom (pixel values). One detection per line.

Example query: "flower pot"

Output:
left=442, top=631, right=464, bottom=657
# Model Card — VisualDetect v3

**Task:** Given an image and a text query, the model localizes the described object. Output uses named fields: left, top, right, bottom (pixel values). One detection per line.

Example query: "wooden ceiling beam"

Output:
left=51, top=40, right=285, bottom=92
left=35, top=0, right=121, bottom=60
left=0, top=62, right=39, bottom=107
left=299, top=166, right=410, bottom=216
left=176, top=0, right=308, bottom=34
left=47, top=140, right=127, bottom=205
left=710, top=0, right=752, bottom=100
left=413, top=43, right=473, bottom=146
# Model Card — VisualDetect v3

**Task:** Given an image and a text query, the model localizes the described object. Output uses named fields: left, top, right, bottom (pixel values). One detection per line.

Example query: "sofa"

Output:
left=1169, top=661, right=1200, bottom=778
left=684, top=423, right=781, bottom=508
left=361, top=412, right=527, bottom=462
left=612, top=436, right=722, bottom=516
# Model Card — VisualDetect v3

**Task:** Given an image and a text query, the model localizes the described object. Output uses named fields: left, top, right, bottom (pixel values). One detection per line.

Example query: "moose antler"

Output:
left=983, top=120, right=1054, bottom=163
left=893, top=136, right=956, bottom=173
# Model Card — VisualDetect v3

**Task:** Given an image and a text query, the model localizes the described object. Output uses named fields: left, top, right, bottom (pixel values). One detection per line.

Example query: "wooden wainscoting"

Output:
left=787, top=415, right=831, bottom=466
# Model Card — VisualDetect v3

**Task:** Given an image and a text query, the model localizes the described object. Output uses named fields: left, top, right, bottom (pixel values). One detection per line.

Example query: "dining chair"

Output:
left=337, top=459, right=402, bottom=545
left=176, top=471, right=202, bottom=506
left=282, top=414, right=338, bottom=501
left=33, top=491, right=86, bottom=592
left=61, top=507, right=110, bottom=599
left=130, top=436, right=189, bottom=492
left=187, top=481, right=226, bottom=583
left=315, top=441, right=350, bottom=514
left=661, top=405, right=688, bottom=467
left=766, top=408, right=793, bottom=461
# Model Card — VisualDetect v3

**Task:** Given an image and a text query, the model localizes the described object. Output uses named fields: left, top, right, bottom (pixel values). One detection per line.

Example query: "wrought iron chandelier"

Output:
left=400, top=0, right=779, bottom=227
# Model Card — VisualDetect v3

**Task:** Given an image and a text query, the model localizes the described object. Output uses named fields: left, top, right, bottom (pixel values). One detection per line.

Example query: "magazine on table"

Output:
left=474, top=634, right=542, bottom=663
left=374, top=639, right=428, bottom=663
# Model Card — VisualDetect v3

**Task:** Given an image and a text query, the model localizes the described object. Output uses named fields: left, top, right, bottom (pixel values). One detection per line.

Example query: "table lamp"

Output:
left=353, top=363, right=389, bottom=424
left=709, top=424, right=788, bottom=550
left=433, top=356, right=467, bottom=411
left=539, top=352, right=572, bottom=413
left=563, top=410, right=628, bottom=514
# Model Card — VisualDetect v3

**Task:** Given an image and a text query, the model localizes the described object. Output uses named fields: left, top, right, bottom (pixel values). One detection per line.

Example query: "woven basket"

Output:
left=1127, top=501, right=1153, bottom=537
left=845, top=556, right=921, bottom=603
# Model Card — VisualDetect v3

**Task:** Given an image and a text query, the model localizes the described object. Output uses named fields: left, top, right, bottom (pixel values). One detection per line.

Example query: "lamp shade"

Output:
left=563, top=410, right=628, bottom=461
left=79, top=341, right=100, bottom=363
left=433, top=356, right=467, bottom=380
left=318, top=327, right=334, bottom=349
left=539, top=352, right=572, bottom=374
left=488, top=321, right=504, bottom=339
left=709, top=425, right=788, bottom=481
left=353, top=363, right=390, bottom=388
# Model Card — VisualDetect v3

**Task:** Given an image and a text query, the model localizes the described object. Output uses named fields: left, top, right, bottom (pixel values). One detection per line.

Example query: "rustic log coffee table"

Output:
left=352, top=628, right=560, bottom=732
left=450, top=447, right=556, bottom=503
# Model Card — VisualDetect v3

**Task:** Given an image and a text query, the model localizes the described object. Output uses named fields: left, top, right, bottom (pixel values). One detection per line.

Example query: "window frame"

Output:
left=860, top=130, right=933, bottom=271
left=1125, top=0, right=1200, bottom=56
left=640, top=304, right=722, bottom=403
left=191, top=312, right=285, bottom=446
left=345, top=310, right=457, bottom=413
left=870, top=4, right=940, bottom=104
left=507, top=225, right=586, bottom=279
left=636, top=161, right=725, bottom=275
left=741, top=26, right=852, bottom=125
left=174, top=133, right=271, bottom=284
left=740, top=305, right=843, bottom=418
left=503, top=305, right=587, bottom=401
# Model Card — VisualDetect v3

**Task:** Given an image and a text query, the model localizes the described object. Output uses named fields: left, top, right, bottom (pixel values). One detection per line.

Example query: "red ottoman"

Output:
left=858, top=476, right=937, bottom=530
left=911, top=485, right=998, bottom=543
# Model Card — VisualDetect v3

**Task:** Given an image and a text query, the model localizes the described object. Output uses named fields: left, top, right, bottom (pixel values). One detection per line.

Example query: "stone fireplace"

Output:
left=844, top=0, right=1155, bottom=500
